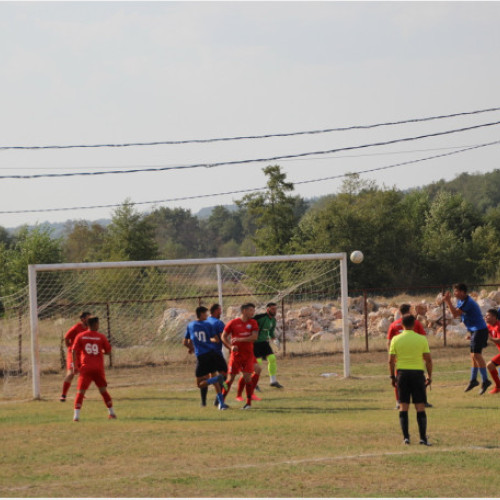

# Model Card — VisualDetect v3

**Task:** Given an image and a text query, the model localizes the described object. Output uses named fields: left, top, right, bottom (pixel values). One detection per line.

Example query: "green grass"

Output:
left=1, top=347, right=500, bottom=497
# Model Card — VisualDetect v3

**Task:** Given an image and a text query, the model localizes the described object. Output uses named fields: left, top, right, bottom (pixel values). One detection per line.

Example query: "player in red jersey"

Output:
left=72, top=316, right=116, bottom=421
left=60, top=311, right=91, bottom=402
left=387, top=304, right=431, bottom=409
left=485, top=308, right=500, bottom=393
left=221, top=303, right=259, bottom=409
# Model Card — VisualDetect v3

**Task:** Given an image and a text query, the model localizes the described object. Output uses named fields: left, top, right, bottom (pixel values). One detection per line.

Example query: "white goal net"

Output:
left=5, top=253, right=349, bottom=399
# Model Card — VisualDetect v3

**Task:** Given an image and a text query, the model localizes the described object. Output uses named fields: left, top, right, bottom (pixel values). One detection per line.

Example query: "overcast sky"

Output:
left=1, top=1, right=500, bottom=229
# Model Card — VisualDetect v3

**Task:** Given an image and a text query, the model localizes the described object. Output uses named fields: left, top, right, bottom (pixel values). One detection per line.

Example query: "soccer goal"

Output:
left=26, top=253, right=350, bottom=399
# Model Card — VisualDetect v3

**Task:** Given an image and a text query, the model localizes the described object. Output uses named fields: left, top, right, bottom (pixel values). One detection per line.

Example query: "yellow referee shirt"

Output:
left=389, top=329, right=430, bottom=370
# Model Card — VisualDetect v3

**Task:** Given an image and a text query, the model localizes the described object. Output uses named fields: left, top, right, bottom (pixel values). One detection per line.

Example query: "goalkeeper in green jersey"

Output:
left=254, top=302, right=283, bottom=389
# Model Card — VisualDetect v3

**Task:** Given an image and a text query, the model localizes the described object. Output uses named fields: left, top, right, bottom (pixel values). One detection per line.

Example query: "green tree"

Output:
left=104, top=200, right=158, bottom=261
left=237, top=165, right=306, bottom=255
left=62, top=220, right=106, bottom=262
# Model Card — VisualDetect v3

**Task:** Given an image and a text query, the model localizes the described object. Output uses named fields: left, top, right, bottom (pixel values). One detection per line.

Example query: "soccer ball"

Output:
left=350, top=250, right=364, bottom=264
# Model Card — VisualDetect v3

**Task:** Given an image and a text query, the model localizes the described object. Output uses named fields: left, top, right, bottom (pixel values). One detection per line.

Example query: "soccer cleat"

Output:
left=218, top=403, right=230, bottom=410
left=270, top=381, right=284, bottom=389
left=235, top=396, right=244, bottom=402
left=254, top=385, right=262, bottom=393
left=419, top=438, right=431, bottom=446
left=403, top=438, right=410, bottom=445
left=489, top=386, right=500, bottom=394
left=424, top=402, right=433, bottom=408
left=73, top=418, right=79, bottom=422
left=200, top=401, right=207, bottom=407
left=242, top=403, right=252, bottom=410
left=251, top=394, right=261, bottom=401
left=108, top=414, right=117, bottom=419
left=60, top=395, right=66, bottom=402
left=479, top=379, right=492, bottom=395
left=464, top=379, right=480, bottom=392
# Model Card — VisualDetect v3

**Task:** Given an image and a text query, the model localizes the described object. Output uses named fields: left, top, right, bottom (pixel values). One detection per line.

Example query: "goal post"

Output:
left=28, top=253, right=350, bottom=400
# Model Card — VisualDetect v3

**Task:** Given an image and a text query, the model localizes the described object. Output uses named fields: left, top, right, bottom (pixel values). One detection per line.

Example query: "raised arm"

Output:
left=443, top=291, right=462, bottom=318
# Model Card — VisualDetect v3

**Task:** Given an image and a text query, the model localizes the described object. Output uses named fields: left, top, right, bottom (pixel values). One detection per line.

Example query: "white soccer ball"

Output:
left=350, top=250, right=364, bottom=264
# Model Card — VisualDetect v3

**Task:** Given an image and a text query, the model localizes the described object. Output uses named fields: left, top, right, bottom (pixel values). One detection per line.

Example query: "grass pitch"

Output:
left=1, top=347, right=499, bottom=497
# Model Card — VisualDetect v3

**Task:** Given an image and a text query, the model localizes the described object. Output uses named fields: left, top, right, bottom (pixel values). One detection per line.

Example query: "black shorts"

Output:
left=397, top=370, right=426, bottom=405
left=195, top=351, right=227, bottom=378
left=254, top=341, right=274, bottom=360
left=470, top=328, right=488, bottom=353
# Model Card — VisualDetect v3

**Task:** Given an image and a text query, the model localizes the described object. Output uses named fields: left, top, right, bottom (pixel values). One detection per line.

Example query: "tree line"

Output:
left=2, top=165, right=500, bottom=296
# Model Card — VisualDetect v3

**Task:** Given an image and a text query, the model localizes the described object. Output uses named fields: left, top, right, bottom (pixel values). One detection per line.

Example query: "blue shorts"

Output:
left=470, top=328, right=488, bottom=353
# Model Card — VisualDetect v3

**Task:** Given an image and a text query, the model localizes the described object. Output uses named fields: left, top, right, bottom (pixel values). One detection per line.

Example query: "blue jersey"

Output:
left=457, top=296, right=487, bottom=332
left=206, top=316, right=225, bottom=354
left=184, top=320, right=217, bottom=356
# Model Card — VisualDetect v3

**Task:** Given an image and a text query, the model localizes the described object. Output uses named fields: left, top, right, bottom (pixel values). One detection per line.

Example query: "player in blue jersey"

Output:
left=183, top=306, right=229, bottom=410
left=444, top=283, right=492, bottom=394
left=202, top=304, right=228, bottom=406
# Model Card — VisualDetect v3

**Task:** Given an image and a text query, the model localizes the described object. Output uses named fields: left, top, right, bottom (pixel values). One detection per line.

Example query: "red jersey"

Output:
left=64, top=322, right=87, bottom=349
left=487, top=321, right=500, bottom=352
left=224, top=318, right=259, bottom=356
left=387, top=318, right=426, bottom=341
left=72, top=330, right=111, bottom=371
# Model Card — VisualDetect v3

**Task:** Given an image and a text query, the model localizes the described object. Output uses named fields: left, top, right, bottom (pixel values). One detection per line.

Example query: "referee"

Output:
left=389, top=314, right=433, bottom=446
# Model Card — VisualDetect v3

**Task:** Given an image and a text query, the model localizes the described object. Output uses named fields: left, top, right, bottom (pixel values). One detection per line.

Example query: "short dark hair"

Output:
left=210, top=303, right=221, bottom=315
left=241, top=303, right=255, bottom=312
left=488, top=308, right=498, bottom=318
left=196, top=306, right=208, bottom=319
left=402, top=314, right=415, bottom=329
left=87, top=316, right=99, bottom=329
left=80, top=311, right=91, bottom=320
left=399, top=304, right=411, bottom=315
left=267, top=302, right=277, bottom=308
left=453, top=283, right=468, bottom=293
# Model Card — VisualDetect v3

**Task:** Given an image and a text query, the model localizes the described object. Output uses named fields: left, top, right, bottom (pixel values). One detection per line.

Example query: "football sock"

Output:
left=399, top=411, right=409, bottom=440
left=75, top=393, right=84, bottom=410
left=268, top=354, right=277, bottom=378
left=222, top=379, right=233, bottom=398
left=416, top=411, right=427, bottom=441
left=73, top=409, right=80, bottom=420
left=101, top=390, right=113, bottom=408
left=237, top=377, right=245, bottom=397
left=479, top=367, right=489, bottom=382
left=206, top=375, right=221, bottom=385
left=200, top=386, right=208, bottom=404
left=251, top=372, right=260, bottom=391
left=108, top=406, right=116, bottom=416
left=61, top=381, right=71, bottom=397
left=245, top=380, right=253, bottom=406
left=471, top=367, right=478, bottom=380
left=216, top=393, right=224, bottom=406
left=488, top=366, right=500, bottom=386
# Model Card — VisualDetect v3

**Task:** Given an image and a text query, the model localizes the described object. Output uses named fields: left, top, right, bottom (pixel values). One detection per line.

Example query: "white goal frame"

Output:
left=28, top=253, right=350, bottom=399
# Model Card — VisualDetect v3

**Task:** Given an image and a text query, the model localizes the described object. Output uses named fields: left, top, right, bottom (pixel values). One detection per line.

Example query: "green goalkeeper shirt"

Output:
left=254, top=313, right=277, bottom=342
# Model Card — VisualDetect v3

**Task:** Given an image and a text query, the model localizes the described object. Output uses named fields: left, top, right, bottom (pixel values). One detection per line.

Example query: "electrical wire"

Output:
left=1, top=138, right=498, bottom=215
left=1, top=106, right=500, bottom=151
left=1, top=120, right=500, bottom=180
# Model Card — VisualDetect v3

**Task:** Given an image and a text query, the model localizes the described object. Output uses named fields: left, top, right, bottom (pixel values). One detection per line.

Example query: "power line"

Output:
left=1, top=138, right=498, bottom=215
left=1, top=106, right=500, bottom=151
left=1, top=120, right=500, bottom=180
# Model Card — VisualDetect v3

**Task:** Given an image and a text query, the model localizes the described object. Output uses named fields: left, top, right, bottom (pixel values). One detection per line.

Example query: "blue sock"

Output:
left=471, top=367, right=479, bottom=380
left=216, top=393, right=224, bottom=405
left=479, top=367, right=488, bottom=382
left=206, top=375, right=219, bottom=385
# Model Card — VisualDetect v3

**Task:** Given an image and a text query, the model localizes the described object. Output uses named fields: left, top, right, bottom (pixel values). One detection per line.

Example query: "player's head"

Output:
left=80, top=311, right=91, bottom=325
left=241, top=302, right=256, bottom=319
left=485, top=308, right=498, bottom=325
left=267, top=302, right=277, bottom=317
left=399, top=304, right=411, bottom=315
left=401, top=314, right=415, bottom=330
left=210, top=303, right=222, bottom=318
left=196, top=306, right=209, bottom=320
left=87, top=316, right=99, bottom=330
left=453, top=283, right=468, bottom=299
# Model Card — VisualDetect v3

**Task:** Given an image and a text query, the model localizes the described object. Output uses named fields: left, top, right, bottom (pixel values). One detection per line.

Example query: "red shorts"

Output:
left=491, top=353, right=500, bottom=366
left=76, top=367, right=108, bottom=391
left=66, top=350, right=74, bottom=371
left=228, top=352, right=255, bottom=375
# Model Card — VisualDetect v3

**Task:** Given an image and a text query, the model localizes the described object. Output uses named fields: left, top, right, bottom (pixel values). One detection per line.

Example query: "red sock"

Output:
left=62, top=381, right=71, bottom=397
left=222, top=379, right=233, bottom=398
left=489, top=367, right=500, bottom=387
left=101, top=390, right=113, bottom=408
left=237, top=377, right=245, bottom=397
left=251, top=372, right=260, bottom=391
left=74, top=393, right=84, bottom=410
left=245, top=381, right=253, bottom=406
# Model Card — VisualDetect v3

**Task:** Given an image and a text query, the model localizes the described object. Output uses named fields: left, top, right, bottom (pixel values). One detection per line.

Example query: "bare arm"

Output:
left=423, top=352, right=432, bottom=385
left=443, top=291, right=462, bottom=318
left=221, top=330, right=233, bottom=351
left=388, top=354, right=397, bottom=387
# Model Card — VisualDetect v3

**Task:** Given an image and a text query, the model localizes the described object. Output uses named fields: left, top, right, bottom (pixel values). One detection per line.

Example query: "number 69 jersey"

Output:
left=72, top=330, right=112, bottom=371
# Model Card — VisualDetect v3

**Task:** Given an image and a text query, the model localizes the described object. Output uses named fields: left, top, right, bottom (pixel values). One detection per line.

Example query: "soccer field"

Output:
left=1, top=347, right=499, bottom=498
